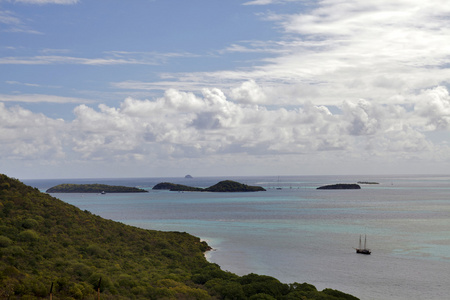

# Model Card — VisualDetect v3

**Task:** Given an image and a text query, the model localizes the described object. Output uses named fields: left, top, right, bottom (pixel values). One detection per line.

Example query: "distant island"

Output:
left=153, top=180, right=266, bottom=192
left=185, top=174, right=193, bottom=178
left=46, top=183, right=148, bottom=193
left=357, top=181, right=379, bottom=184
left=317, top=183, right=361, bottom=190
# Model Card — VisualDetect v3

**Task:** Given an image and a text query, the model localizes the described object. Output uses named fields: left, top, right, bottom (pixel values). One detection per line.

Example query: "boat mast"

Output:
left=359, top=235, right=362, bottom=249
left=364, top=235, right=367, bottom=249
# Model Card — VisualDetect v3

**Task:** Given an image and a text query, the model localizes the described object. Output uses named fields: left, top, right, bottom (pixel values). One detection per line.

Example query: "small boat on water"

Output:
left=355, top=234, right=371, bottom=255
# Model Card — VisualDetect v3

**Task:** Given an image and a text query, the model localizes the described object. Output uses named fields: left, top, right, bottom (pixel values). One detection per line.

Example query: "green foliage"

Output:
left=0, top=173, right=358, bottom=299
left=152, top=182, right=204, bottom=191
left=18, top=229, right=40, bottom=242
left=322, top=288, right=360, bottom=300
left=22, top=218, right=39, bottom=229
left=205, top=180, right=266, bottom=192
left=46, top=183, right=148, bottom=193
left=0, top=235, right=12, bottom=247
left=239, top=273, right=289, bottom=298
left=316, top=184, right=361, bottom=190
left=249, top=293, right=276, bottom=300
left=153, top=180, right=266, bottom=192
left=205, top=278, right=246, bottom=300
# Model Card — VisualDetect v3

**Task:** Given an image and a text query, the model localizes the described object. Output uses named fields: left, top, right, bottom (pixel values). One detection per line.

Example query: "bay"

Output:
left=25, top=175, right=450, bottom=300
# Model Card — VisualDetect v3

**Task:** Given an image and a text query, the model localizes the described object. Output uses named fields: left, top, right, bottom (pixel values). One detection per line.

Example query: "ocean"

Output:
left=24, top=175, right=450, bottom=300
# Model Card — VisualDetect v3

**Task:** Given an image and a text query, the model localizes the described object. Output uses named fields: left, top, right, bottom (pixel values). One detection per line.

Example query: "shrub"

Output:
left=249, top=293, right=277, bottom=300
left=322, top=288, right=360, bottom=300
left=161, top=249, right=182, bottom=260
left=86, top=244, right=110, bottom=259
left=18, top=229, right=39, bottom=242
left=0, top=182, right=10, bottom=190
left=290, top=282, right=318, bottom=292
left=117, top=274, right=137, bottom=289
left=7, top=246, right=25, bottom=257
left=87, top=273, right=112, bottom=293
left=205, top=278, right=246, bottom=300
left=72, top=263, right=93, bottom=279
left=22, top=218, right=39, bottom=229
left=239, top=273, right=289, bottom=298
left=0, top=236, right=12, bottom=248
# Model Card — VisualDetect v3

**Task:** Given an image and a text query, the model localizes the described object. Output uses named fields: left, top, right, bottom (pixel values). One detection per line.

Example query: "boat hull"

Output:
left=356, top=249, right=371, bottom=255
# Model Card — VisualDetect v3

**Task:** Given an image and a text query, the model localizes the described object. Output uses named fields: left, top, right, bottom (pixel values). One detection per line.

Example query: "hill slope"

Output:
left=0, top=174, right=358, bottom=300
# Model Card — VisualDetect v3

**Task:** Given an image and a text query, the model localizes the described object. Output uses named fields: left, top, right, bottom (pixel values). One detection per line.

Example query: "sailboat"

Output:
left=355, top=234, right=371, bottom=255
left=276, top=176, right=282, bottom=190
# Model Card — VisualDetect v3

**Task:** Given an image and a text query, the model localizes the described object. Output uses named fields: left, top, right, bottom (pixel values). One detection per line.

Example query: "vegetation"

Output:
left=46, top=183, right=148, bottom=193
left=153, top=182, right=204, bottom=192
left=317, top=184, right=361, bottom=190
left=0, top=174, right=358, bottom=299
left=153, top=180, right=266, bottom=192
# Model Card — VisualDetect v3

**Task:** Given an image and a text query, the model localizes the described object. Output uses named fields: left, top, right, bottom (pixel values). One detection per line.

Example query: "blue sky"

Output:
left=2, top=0, right=450, bottom=179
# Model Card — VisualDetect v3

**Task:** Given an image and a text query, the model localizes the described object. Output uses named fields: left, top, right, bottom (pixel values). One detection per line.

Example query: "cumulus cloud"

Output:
left=5, top=86, right=449, bottom=167
left=0, top=103, right=66, bottom=160
left=414, top=86, right=450, bottom=130
left=66, top=89, right=344, bottom=160
left=230, top=80, right=268, bottom=104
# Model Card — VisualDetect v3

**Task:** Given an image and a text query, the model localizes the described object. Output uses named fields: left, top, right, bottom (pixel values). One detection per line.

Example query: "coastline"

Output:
left=24, top=175, right=450, bottom=300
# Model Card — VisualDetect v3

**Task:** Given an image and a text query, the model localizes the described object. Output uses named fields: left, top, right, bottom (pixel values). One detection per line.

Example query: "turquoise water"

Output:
left=26, top=175, right=450, bottom=300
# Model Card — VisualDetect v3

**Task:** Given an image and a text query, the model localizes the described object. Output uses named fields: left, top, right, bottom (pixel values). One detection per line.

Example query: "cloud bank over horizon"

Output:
left=1, top=0, right=450, bottom=178
left=2, top=85, right=450, bottom=178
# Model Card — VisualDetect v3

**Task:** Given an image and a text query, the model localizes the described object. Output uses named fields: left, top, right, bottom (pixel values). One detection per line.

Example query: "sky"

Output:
left=2, top=0, right=450, bottom=179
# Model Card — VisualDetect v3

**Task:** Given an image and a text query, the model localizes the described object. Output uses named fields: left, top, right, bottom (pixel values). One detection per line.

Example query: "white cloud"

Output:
left=414, top=86, right=450, bottom=131
left=0, top=93, right=95, bottom=103
left=1, top=0, right=78, bottom=36
left=0, top=9, right=42, bottom=34
left=6, top=80, right=40, bottom=87
left=0, top=51, right=197, bottom=65
left=0, top=55, right=148, bottom=65
left=117, top=0, right=450, bottom=108
left=0, top=103, right=66, bottom=160
left=243, top=0, right=275, bottom=4
left=0, top=10, right=21, bottom=25
left=243, top=0, right=300, bottom=5
left=230, top=80, right=268, bottom=104
left=13, top=0, right=78, bottom=4
left=3, top=85, right=450, bottom=176
left=4, top=0, right=450, bottom=176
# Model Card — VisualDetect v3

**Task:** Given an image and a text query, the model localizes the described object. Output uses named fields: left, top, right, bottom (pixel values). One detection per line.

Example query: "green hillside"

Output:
left=0, top=174, right=358, bottom=300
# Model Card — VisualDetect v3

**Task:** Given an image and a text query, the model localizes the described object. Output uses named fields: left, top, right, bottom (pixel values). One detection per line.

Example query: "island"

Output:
left=357, top=181, right=379, bottom=184
left=317, top=183, right=361, bottom=190
left=152, top=182, right=203, bottom=192
left=46, top=183, right=148, bottom=193
left=153, top=180, right=266, bottom=192
left=185, top=174, right=193, bottom=178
